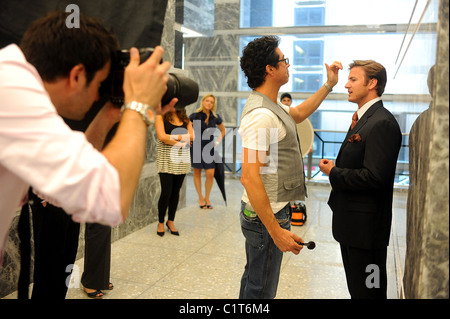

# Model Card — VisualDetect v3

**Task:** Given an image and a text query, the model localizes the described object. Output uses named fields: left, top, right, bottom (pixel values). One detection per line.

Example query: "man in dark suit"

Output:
left=319, top=60, right=402, bottom=299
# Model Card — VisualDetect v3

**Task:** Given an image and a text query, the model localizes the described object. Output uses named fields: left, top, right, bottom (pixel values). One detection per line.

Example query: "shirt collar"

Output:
left=357, top=97, right=381, bottom=120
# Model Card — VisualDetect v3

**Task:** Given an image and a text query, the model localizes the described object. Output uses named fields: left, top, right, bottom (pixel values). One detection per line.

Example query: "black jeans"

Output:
left=158, top=173, right=186, bottom=223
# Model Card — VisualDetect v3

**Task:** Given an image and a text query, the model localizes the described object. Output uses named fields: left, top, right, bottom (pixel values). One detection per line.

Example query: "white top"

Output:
left=238, top=95, right=290, bottom=214
left=0, top=44, right=122, bottom=264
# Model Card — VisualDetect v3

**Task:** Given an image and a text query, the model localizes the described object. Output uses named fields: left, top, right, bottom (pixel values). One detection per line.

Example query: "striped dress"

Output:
left=156, top=120, right=191, bottom=175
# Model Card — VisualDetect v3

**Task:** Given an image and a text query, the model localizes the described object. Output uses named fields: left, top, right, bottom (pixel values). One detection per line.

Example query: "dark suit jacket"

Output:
left=328, top=100, right=402, bottom=250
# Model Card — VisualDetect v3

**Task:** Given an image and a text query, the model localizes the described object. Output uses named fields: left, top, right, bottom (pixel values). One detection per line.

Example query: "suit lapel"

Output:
left=336, top=101, right=384, bottom=161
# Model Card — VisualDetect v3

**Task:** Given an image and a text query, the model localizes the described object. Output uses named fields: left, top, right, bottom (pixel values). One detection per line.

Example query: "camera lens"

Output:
left=101, top=48, right=199, bottom=109
left=162, top=73, right=199, bottom=110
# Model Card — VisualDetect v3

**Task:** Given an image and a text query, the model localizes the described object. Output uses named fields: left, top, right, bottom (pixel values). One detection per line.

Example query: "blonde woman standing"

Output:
left=189, top=94, right=225, bottom=209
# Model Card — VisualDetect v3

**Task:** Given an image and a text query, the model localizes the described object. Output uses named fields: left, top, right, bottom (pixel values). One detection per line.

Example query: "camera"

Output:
left=101, top=48, right=199, bottom=110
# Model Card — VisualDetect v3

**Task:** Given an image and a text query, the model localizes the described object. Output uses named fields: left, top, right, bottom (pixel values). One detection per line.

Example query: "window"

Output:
left=292, top=73, right=322, bottom=92
left=293, top=40, right=323, bottom=66
left=182, top=0, right=441, bottom=185
left=294, top=6, right=325, bottom=26
left=240, top=0, right=273, bottom=28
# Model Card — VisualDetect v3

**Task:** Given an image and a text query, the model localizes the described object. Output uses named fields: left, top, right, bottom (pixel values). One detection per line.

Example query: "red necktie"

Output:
left=351, top=111, right=358, bottom=130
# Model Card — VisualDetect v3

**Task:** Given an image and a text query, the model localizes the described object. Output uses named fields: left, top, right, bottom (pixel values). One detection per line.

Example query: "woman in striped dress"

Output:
left=155, top=109, right=194, bottom=236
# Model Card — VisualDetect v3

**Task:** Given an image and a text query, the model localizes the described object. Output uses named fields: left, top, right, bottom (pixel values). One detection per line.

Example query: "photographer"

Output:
left=0, top=10, right=176, bottom=267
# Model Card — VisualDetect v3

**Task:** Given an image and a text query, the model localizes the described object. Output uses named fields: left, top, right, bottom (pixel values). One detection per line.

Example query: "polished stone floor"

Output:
left=4, top=175, right=407, bottom=299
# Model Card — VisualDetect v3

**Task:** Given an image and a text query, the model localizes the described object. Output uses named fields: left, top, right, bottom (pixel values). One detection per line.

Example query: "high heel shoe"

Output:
left=157, top=223, right=165, bottom=237
left=157, top=230, right=165, bottom=237
left=166, top=222, right=179, bottom=236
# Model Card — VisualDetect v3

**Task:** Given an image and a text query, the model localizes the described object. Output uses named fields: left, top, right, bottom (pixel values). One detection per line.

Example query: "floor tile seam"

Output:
left=182, top=249, right=247, bottom=262
left=115, top=238, right=205, bottom=254
left=167, top=221, right=238, bottom=233
left=186, top=222, right=245, bottom=261
left=137, top=283, right=229, bottom=299
left=113, top=220, right=243, bottom=258
left=282, top=260, right=346, bottom=270
left=108, top=241, right=201, bottom=284
left=105, top=276, right=157, bottom=290
left=116, top=219, right=232, bottom=242
left=151, top=214, right=240, bottom=232
left=145, top=245, right=210, bottom=291
left=182, top=219, right=238, bottom=252
left=146, top=244, right=246, bottom=292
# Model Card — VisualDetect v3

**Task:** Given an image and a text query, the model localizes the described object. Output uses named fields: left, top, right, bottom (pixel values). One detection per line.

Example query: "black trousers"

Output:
left=339, top=244, right=388, bottom=299
left=158, top=173, right=186, bottom=223
left=30, top=193, right=80, bottom=299
left=81, top=223, right=111, bottom=290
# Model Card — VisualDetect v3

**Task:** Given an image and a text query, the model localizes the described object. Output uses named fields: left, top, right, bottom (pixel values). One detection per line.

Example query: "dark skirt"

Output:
left=190, top=142, right=216, bottom=170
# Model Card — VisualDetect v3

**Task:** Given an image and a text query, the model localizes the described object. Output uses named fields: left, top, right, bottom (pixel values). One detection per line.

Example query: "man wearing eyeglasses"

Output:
left=238, top=35, right=342, bottom=299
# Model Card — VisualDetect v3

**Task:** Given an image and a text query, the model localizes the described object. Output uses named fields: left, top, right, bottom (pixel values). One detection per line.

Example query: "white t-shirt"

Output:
left=0, top=44, right=122, bottom=264
left=238, top=96, right=291, bottom=214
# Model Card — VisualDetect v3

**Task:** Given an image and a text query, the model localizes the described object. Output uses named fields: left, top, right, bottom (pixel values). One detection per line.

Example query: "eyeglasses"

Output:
left=278, top=57, right=289, bottom=65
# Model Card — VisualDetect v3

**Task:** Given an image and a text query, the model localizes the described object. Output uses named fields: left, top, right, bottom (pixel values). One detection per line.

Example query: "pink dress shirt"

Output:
left=0, top=44, right=122, bottom=265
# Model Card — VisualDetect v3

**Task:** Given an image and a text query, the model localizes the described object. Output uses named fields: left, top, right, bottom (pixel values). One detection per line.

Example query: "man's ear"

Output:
left=266, top=64, right=274, bottom=75
left=68, top=64, right=86, bottom=89
left=368, top=78, right=378, bottom=91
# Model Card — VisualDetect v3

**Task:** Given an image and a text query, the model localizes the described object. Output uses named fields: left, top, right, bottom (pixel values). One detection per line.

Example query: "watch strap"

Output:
left=121, top=101, right=155, bottom=126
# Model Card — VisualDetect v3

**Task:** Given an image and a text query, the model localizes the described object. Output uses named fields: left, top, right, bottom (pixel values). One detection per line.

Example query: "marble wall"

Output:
left=183, top=0, right=241, bottom=126
left=403, top=0, right=449, bottom=299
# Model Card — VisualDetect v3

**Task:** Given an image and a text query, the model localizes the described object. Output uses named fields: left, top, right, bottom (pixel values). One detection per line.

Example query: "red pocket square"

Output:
left=348, top=133, right=362, bottom=143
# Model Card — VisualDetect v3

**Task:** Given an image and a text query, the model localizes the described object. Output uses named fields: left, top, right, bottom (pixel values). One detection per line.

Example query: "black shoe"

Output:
left=157, top=225, right=165, bottom=237
left=84, top=288, right=104, bottom=298
left=166, top=222, right=179, bottom=236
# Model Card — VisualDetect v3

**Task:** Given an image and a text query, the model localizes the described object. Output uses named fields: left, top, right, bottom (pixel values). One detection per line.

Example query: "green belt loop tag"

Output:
left=244, top=208, right=257, bottom=218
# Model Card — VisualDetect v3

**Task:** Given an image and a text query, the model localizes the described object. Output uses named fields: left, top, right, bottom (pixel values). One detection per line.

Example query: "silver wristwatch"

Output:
left=120, top=101, right=155, bottom=126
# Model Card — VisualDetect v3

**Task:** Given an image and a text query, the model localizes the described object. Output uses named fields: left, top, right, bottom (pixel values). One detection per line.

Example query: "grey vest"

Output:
left=240, top=91, right=306, bottom=202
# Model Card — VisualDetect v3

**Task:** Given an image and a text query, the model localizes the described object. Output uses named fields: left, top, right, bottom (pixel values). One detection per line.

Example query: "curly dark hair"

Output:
left=240, top=36, right=280, bottom=89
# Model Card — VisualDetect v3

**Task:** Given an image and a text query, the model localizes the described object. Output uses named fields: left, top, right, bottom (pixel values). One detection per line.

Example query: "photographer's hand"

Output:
left=123, top=46, right=171, bottom=112
left=160, top=98, right=177, bottom=116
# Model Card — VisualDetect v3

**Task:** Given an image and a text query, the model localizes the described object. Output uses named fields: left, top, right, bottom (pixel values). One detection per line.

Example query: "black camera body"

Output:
left=101, top=48, right=199, bottom=110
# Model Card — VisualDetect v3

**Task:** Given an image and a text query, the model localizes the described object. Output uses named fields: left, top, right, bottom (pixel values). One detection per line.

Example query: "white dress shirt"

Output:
left=357, top=97, right=381, bottom=120
left=0, top=44, right=122, bottom=265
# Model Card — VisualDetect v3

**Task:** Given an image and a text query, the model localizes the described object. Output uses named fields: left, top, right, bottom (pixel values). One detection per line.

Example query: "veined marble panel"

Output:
left=403, top=0, right=449, bottom=299
left=184, top=35, right=239, bottom=62
left=214, top=2, right=240, bottom=30
left=187, top=65, right=238, bottom=93
left=161, top=0, right=176, bottom=64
